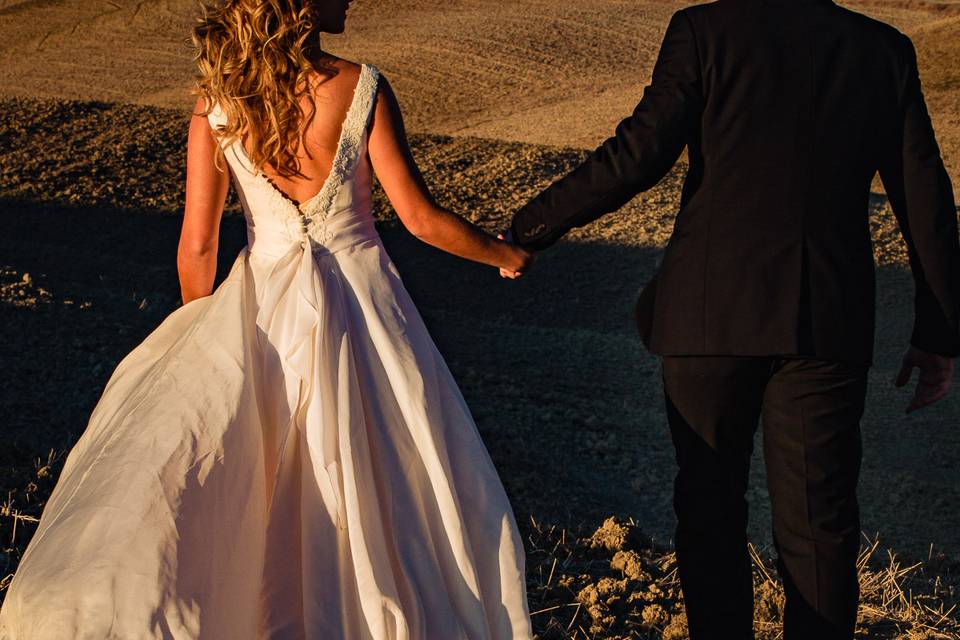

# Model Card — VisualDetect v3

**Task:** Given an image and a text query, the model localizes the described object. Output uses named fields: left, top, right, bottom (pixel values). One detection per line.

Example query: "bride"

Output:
left=0, top=0, right=535, bottom=638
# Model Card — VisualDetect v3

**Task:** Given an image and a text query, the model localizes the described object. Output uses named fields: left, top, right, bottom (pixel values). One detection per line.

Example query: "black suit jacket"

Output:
left=510, top=0, right=960, bottom=365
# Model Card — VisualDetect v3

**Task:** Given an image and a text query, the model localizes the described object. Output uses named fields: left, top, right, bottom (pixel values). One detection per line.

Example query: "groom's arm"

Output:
left=879, top=33, right=960, bottom=357
left=509, top=10, right=702, bottom=251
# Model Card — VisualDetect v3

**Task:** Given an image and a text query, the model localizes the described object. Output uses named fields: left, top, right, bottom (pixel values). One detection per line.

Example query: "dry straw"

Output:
left=525, top=516, right=960, bottom=640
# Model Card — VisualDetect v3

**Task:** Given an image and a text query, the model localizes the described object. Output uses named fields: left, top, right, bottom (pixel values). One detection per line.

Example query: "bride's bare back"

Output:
left=250, top=59, right=365, bottom=206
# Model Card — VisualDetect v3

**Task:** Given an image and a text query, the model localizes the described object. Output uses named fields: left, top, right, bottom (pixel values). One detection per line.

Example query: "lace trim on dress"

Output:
left=206, top=64, right=382, bottom=230
left=206, top=103, right=306, bottom=226
left=301, top=65, right=381, bottom=222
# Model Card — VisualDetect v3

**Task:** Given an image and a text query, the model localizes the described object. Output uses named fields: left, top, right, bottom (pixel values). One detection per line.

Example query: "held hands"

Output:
left=496, top=230, right=536, bottom=280
left=894, top=345, right=955, bottom=414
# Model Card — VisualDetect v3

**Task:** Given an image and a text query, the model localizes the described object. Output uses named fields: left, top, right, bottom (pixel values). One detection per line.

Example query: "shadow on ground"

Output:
left=2, top=196, right=958, bottom=567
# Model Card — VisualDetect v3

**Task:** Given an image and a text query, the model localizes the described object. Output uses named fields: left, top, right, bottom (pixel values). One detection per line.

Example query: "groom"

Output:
left=504, top=1, right=960, bottom=638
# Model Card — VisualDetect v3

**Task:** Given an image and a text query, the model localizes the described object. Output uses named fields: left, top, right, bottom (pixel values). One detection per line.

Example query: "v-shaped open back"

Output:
left=206, top=63, right=381, bottom=226
left=234, top=65, right=372, bottom=214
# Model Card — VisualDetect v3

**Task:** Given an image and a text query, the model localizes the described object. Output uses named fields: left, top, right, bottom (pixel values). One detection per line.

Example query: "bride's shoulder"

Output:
left=327, top=57, right=362, bottom=76
left=313, top=58, right=386, bottom=95
left=325, top=56, right=387, bottom=80
left=320, top=57, right=369, bottom=79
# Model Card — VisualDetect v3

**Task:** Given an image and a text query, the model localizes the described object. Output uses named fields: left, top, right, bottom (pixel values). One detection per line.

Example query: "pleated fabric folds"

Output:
left=0, top=63, right=532, bottom=640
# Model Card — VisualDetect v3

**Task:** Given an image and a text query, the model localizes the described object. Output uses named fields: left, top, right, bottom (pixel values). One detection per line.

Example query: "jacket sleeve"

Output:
left=879, top=33, right=960, bottom=357
left=509, top=10, right=702, bottom=251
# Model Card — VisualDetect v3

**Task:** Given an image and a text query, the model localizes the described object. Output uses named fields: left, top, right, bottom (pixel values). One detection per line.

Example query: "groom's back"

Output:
left=685, top=0, right=904, bottom=202
left=512, top=0, right=959, bottom=365
left=649, top=0, right=949, bottom=363
left=502, top=3, right=956, bottom=634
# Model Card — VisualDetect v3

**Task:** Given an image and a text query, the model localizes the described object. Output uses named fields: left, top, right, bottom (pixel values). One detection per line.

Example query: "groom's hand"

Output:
left=894, top=345, right=955, bottom=414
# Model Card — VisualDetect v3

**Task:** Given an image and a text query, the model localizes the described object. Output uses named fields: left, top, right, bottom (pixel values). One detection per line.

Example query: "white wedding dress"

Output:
left=0, top=64, right=532, bottom=640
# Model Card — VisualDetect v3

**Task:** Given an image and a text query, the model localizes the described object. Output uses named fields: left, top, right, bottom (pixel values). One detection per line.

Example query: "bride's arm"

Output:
left=179, top=96, right=231, bottom=305
left=367, top=77, right=533, bottom=276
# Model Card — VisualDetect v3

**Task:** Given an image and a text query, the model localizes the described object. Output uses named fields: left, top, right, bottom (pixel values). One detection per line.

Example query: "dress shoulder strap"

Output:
left=297, top=64, right=382, bottom=218
left=204, top=97, right=228, bottom=133
left=339, top=64, right=381, bottom=166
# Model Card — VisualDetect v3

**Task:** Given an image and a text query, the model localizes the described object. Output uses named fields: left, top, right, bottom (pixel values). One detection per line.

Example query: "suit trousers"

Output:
left=660, top=356, right=870, bottom=640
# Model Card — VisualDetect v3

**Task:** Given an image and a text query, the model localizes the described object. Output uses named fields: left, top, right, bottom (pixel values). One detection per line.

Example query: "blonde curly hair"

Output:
left=190, top=0, right=338, bottom=178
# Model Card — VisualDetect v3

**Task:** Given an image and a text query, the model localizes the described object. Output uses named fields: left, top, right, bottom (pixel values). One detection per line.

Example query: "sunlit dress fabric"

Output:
left=0, top=64, right=532, bottom=640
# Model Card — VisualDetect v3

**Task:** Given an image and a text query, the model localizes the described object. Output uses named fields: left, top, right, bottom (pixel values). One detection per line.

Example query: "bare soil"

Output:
left=2, top=0, right=960, bottom=636
left=1, top=97, right=959, bottom=637
left=1, top=0, right=959, bottom=193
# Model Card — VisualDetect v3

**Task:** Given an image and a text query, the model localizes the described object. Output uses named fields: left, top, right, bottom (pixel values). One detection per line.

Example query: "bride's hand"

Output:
left=497, top=233, right=535, bottom=280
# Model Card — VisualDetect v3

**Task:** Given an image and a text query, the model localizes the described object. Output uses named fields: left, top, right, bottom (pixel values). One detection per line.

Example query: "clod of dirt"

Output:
left=611, top=549, right=651, bottom=582
left=641, top=603, right=670, bottom=627
left=588, top=516, right=646, bottom=552
left=577, top=577, right=628, bottom=628
left=662, top=612, right=690, bottom=640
